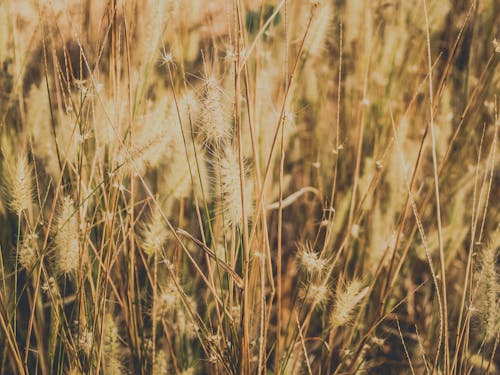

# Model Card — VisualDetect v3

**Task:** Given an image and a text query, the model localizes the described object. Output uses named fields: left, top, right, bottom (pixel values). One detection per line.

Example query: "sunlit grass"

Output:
left=0, top=1, right=498, bottom=374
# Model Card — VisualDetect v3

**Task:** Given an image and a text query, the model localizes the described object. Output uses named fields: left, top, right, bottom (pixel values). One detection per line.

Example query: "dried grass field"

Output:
left=0, top=0, right=498, bottom=374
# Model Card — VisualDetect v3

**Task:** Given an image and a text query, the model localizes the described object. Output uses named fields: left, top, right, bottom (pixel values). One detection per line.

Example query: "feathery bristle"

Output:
left=479, top=239, right=499, bottom=341
left=305, top=283, right=330, bottom=306
left=199, top=76, right=231, bottom=144
left=18, top=233, right=38, bottom=270
left=4, top=152, right=33, bottom=214
left=306, top=2, right=332, bottom=58
left=153, top=282, right=179, bottom=320
left=103, top=314, right=122, bottom=375
left=55, top=196, right=80, bottom=275
left=218, top=148, right=253, bottom=227
left=153, top=350, right=169, bottom=375
left=141, top=206, right=169, bottom=257
left=298, top=241, right=327, bottom=275
left=330, top=279, right=368, bottom=328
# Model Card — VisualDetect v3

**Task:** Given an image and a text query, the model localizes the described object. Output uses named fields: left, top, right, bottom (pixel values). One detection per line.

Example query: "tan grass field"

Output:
left=0, top=0, right=498, bottom=374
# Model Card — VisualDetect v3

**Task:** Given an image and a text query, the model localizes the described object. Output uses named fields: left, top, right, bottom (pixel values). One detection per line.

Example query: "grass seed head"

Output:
left=303, top=282, right=330, bottom=307
left=199, top=76, right=230, bottom=144
left=55, top=196, right=80, bottom=275
left=153, top=350, right=169, bottom=375
left=218, top=148, right=253, bottom=227
left=19, top=233, right=38, bottom=270
left=141, top=205, right=169, bottom=257
left=298, top=241, right=328, bottom=275
left=154, top=283, right=179, bottom=319
left=478, top=236, right=499, bottom=341
left=103, top=314, right=122, bottom=375
left=330, top=279, right=368, bottom=328
left=3, top=152, right=33, bottom=215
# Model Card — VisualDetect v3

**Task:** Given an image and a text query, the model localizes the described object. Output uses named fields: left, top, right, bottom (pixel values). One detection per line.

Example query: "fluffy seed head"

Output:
left=153, top=350, right=169, bottom=375
left=176, top=296, right=198, bottom=340
left=330, top=279, right=368, bottom=328
left=468, top=353, right=498, bottom=372
left=103, top=314, right=122, bottom=375
left=298, top=242, right=327, bottom=275
left=4, top=152, right=32, bottom=214
left=55, top=196, right=79, bottom=274
left=199, top=76, right=230, bottom=144
left=153, top=283, right=179, bottom=319
left=141, top=206, right=169, bottom=257
left=121, top=99, right=175, bottom=173
left=218, top=148, right=253, bottom=227
left=478, top=240, right=499, bottom=341
left=304, top=283, right=330, bottom=306
left=306, top=2, right=332, bottom=58
left=19, top=233, right=38, bottom=270
left=78, top=329, right=93, bottom=356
